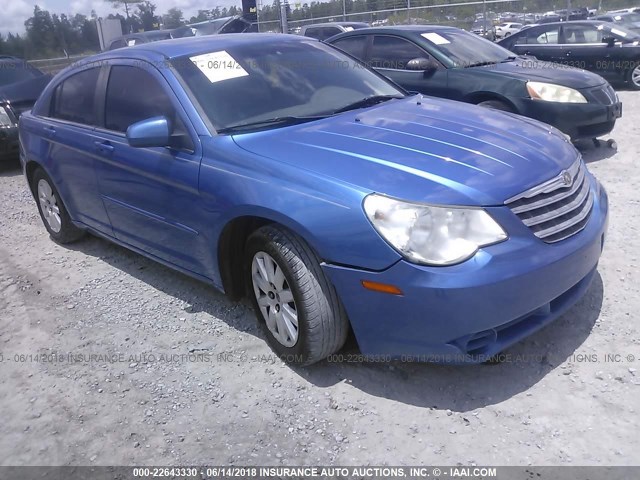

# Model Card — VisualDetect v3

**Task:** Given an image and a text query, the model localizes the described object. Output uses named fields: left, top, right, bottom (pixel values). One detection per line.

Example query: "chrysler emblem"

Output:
left=561, top=170, right=572, bottom=186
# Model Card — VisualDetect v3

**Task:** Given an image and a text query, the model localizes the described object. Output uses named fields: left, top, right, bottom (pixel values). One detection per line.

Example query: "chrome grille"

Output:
left=506, top=158, right=593, bottom=243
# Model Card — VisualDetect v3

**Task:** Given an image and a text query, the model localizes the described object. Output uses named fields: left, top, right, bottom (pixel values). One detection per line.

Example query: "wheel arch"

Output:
left=216, top=210, right=324, bottom=301
left=465, top=91, right=518, bottom=112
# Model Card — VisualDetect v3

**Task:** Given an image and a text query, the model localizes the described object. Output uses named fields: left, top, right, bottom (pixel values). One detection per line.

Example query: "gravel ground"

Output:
left=0, top=93, right=639, bottom=468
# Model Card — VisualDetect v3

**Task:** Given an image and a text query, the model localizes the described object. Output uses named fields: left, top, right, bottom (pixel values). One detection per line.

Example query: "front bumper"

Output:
left=513, top=97, right=622, bottom=140
left=323, top=177, right=608, bottom=363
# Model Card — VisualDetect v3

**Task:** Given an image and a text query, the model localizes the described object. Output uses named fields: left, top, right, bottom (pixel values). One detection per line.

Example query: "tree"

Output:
left=24, top=6, right=56, bottom=56
left=137, top=1, right=158, bottom=31
left=162, top=8, right=184, bottom=29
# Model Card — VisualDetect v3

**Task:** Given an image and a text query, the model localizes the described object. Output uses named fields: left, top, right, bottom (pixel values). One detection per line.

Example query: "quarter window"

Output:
left=51, top=67, right=100, bottom=125
left=370, top=36, right=427, bottom=70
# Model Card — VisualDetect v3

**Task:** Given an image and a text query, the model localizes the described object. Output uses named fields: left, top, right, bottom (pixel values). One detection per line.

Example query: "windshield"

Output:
left=0, top=61, right=43, bottom=87
left=172, top=39, right=403, bottom=132
left=421, top=30, right=515, bottom=67
left=598, top=23, right=640, bottom=41
left=618, top=13, right=640, bottom=22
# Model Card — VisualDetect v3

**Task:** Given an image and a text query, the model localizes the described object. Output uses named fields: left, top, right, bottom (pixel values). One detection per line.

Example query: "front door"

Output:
left=92, top=62, right=205, bottom=274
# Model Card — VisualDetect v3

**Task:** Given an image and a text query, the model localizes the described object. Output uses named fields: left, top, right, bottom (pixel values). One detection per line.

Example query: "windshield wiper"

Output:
left=501, top=56, right=518, bottom=62
left=464, top=61, right=498, bottom=68
left=332, top=95, right=403, bottom=114
left=216, top=115, right=328, bottom=134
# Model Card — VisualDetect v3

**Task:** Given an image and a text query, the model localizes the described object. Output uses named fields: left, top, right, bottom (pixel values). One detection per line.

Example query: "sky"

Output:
left=1, top=0, right=244, bottom=36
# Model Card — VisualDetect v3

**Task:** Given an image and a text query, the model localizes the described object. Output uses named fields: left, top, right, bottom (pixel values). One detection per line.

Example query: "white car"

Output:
left=494, top=22, right=523, bottom=38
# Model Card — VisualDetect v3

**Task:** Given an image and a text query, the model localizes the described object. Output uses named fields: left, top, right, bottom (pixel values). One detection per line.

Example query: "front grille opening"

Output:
left=506, top=158, right=593, bottom=243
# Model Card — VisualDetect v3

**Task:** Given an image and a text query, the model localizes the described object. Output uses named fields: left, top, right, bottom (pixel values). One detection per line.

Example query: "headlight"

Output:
left=0, top=106, right=14, bottom=127
left=526, top=82, right=587, bottom=103
left=363, top=194, right=507, bottom=266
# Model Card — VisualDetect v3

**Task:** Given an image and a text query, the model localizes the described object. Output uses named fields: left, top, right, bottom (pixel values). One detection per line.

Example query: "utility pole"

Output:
left=407, top=0, right=411, bottom=23
left=343, top=0, right=346, bottom=21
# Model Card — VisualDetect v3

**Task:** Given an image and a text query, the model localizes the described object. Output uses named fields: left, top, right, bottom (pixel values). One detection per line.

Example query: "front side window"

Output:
left=563, top=25, right=604, bottom=43
left=370, top=36, right=427, bottom=69
left=105, top=65, right=176, bottom=132
left=51, top=67, right=100, bottom=125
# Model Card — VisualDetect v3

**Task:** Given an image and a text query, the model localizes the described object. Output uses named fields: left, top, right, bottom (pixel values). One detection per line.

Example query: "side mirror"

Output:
left=602, top=36, right=616, bottom=47
left=126, top=116, right=171, bottom=148
left=406, top=57, right=439, bottom=77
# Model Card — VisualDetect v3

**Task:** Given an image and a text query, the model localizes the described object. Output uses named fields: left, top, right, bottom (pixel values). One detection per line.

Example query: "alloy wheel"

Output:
left=251, top=251, right=299, bottom=347
left=37, top=179, right=62, bottom=233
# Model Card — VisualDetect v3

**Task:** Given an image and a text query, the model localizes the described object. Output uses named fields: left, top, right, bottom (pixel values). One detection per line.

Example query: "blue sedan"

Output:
left=18, top=34, right=608, bottom=365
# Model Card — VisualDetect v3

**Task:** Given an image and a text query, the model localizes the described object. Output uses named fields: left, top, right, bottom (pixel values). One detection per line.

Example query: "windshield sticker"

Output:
left=127, top=40, right=136, bottom=46
left=421, top=32, right=450, bottom=45
left=610, top=27, right=627, bottom=37
left=189, top=50, right=249, bottom=83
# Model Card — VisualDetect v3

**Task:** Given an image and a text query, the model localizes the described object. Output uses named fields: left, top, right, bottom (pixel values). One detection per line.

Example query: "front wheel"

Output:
left=627, top=64, right=640, bottom=90
left=245, top=225, right=349, bottom=365
left=32, top=168, right=85, bottom=244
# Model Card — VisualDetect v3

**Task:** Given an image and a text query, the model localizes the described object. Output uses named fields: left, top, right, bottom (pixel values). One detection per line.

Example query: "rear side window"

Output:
left=321, top=27, right=341, bottom=40
left=51, top=67, right=100, bottom=125
left=515, top=26, right=560, bottom=44
left=304, top=27, right=322, bottom=39
left=332, top=36, right=368, bottom=60
left=370, top=36, right=427, bottom=69
left=105, top=65, right=176, bottom=132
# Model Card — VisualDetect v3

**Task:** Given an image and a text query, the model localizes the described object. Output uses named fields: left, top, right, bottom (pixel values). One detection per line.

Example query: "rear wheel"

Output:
left=245, top=225, right=349, bottom=365
left=627, top=65, right=640, bottom=90
left=32, top=168, right=84, bottom=244
left=477, top=99, right=514, bottom=112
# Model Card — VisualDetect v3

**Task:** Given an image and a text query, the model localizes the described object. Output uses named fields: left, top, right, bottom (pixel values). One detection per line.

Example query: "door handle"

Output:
left=94, top=141, right=115, bottom=153
left=44, top=126, right=56, bottom=138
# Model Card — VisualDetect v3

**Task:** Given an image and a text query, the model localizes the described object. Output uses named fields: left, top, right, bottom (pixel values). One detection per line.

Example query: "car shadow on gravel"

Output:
left=63, top=230, right=602, bottom=414
left=0, top=157, right=21, bottom=176
left=576, top=141, right=618, bottom=164
left=296, top=272, right=604, bottom=412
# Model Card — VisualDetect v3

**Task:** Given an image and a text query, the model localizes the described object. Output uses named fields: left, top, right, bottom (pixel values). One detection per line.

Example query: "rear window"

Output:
left=0, top=61, right=43, bottom=86
left=51, top=67, right=100, bottom=125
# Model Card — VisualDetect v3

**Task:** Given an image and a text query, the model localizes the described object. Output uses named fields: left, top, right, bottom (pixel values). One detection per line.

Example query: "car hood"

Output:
left=473, top=58, right=605, bottom=87
left=0, top=74, right=51, bottom=104
left=232, top=96, right=580, bottom=206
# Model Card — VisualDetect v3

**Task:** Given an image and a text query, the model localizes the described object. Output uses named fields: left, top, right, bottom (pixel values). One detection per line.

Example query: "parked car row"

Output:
left=327, top=25, right=623, bottom=139
left=18, top=34, right=609, bottom=365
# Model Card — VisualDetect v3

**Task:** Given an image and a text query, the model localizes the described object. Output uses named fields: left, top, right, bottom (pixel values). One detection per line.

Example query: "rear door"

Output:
left=92, top=60, right=205, bottom=273
left=39, top=66, right=113, bottom=235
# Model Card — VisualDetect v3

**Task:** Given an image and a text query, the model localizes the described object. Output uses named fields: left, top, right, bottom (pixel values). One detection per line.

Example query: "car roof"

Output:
left=330, top=24, right=460, bottom=35
left=303, top=22, right=369, bottom=28
left=90, top=33, right=313, bottom=63
left=520, top=19, right=607, bottom=27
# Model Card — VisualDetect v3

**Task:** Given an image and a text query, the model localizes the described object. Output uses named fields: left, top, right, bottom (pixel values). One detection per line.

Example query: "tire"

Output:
left=32, top=168, right=85, bottom=244
left=627, top=64, right=640, bottom=90
left=245, top=225, right=349, bottom=366
left=477, top=99, right=514, bottom=112
left=505, top=32, right=511, bottom=37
